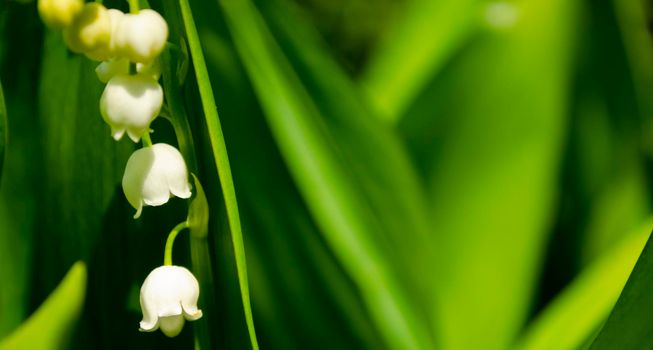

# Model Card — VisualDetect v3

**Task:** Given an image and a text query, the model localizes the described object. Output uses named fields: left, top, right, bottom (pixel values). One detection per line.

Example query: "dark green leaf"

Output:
left=590, top=229, right=653, bottom=349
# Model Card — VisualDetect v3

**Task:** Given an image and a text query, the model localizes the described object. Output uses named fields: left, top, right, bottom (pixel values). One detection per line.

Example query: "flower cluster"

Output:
left=38, top=1, right=202, bottom=337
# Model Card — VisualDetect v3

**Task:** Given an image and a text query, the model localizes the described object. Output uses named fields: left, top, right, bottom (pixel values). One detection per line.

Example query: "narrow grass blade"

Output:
left=516, top=220, right=652, bottom=350
left=178, top=1, right=259, bottom=348
left=218, top=0, right=433, bottom=348
left=0, top=262, right=87, bottom=350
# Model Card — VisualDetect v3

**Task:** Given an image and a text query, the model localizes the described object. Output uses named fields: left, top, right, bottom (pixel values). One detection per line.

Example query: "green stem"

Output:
left=141, top=131, right=153, bottom=147
left=128, top=0, right=139, bottom=13
left=164, top=221, right=190, bottom=266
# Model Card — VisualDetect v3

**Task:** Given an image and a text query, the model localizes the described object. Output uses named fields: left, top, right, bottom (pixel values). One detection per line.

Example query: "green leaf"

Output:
left=0, top=261, right=87, bottom=350
left=255, top=0, right=435, bottom=313
left=218, top=0, right=433, bottom=348
left=516, top=220, right=652, bottom=350
left=0, top=78, right=6, bottom=177
left=360, top=0, right=478, bottom=121
left=177, top=1, right=259, bottom=348
left=399, top=1, right=580, bottom=348
left=199, top=26, right=382, bottom=347
left=590, top=229, right=653, bottom=349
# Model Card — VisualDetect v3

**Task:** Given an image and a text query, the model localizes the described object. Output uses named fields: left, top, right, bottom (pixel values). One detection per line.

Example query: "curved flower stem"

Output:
left=128, top=0, right=139, bottom=14
left=141, top=131, right=153, bottom=147
left=164, top=221, right=190, bottom=266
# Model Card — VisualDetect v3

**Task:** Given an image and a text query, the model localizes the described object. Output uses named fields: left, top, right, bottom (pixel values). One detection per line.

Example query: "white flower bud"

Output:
left=95, top=58, right=160, bottom=83
left=139, top=265, right=202, bottom=337
left=63, top=3, right=111, bottom=54
left=114, top=9, right=168, bottom=63
left=122, top=143, right=192, bottom=218
left=84, top=9, right=125, bottom=61
left=99, top=73, right=163, bottom=142
left=37, top=0, right=83, bottom=29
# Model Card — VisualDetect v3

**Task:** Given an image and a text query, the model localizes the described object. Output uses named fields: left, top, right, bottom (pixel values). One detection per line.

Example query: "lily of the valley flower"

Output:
left=114, top=9, right=168, bottom=63
left=84, top=8, right=125, bottom=61
left=63, top=3, right=111, bottom=54
left=139, top=265, right=202, bottom=337
left=122, top=143, right=192, bottom=218
left=37, top=0, right=83, bottom=28
left=99, top=73, right=163, bottom=142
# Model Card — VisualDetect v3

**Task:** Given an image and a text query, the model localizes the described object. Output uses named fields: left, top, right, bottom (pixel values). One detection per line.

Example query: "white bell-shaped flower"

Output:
left=37, top=0, right=83, bottom=28
left=85, top=8, right=125, bottom=61
left=114, top=9, right=168, bottom=63
left=95, top=58, right=160, bottom=83
left=99, top=73, right=163, bottom=142
left=63, top=3, right=111, bottom=54
left=139, top=265, right=202, bottom=337
left=122, top=143, right=192, bottom=218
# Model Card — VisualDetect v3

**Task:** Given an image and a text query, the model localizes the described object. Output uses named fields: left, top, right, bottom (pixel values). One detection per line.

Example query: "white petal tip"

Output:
left=184, top=309, right=203, bottom=321
left=139, top=321, right=157, bottom=332
left=174, top=189, right=192, bottom=199
left=133, top=205, right=143, bottom=219
left=111, top=129, right=125, bottom=140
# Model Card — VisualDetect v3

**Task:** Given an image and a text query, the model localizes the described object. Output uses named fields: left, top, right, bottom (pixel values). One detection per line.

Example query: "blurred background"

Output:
left=1, top=0, right=653, bottom=349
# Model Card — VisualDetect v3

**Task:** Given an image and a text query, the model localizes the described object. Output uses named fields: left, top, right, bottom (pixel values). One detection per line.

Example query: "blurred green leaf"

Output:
left=361, top=0, right=478, bottom=121
left=0, top=261, right=87, bottom=350
left=398, top=1, right=580, bottom=349
left=198, top=22, right=382, bottom=347
left=516, top=219, right=651, bottom=350
left=218, top=0, right=434, bottom=348
left=590, top=230, right=653, bottom=349
left=0, top=78, right=6, bottom=177
left=256, top=0, right=435, bottom=317
left=177, top=1, right=259, bottom=348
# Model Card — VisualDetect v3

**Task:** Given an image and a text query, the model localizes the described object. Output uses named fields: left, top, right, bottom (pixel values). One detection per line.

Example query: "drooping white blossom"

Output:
left=122, top=143, right=192, bottom=218
left=85, top=8, right=125, bottom=61
left=63, top=3, right=111, bottom=54
left=99, top=73, right=163, bottom=142
left=37, top=0, right=83, bottom=29
left=139, top=265, right=202, bottom=337
left=114, top=9, right=168, bottom=63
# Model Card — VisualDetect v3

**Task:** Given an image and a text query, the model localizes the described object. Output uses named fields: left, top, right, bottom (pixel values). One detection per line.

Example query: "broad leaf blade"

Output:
left=0, top=262, right=87, bottom=350
left=590, top=229, right=653, bottom=349
left=400, top=1, right=580, bottom=348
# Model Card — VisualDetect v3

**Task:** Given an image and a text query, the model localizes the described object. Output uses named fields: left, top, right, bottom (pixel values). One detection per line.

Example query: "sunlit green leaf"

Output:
left=399, top=1, right=580, bottom=348
left=218, top=0, right=433, bottom=348
left=361, top=0, right=478, bottom=121
left=0, top=262, right=87, bottom=350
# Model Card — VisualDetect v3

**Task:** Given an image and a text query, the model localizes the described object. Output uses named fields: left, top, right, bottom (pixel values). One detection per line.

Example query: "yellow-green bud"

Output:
left=63, top=3, right=111, bottom=54
left=37, top=0, right=83, bottom=29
